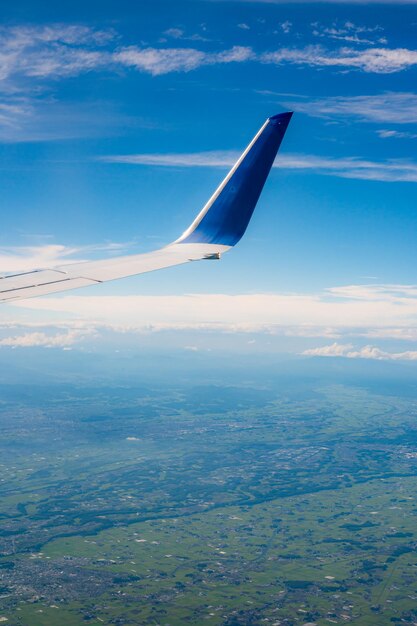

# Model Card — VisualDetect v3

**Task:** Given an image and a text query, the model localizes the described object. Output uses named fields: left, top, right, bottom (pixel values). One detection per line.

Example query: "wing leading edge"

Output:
left=1, top=112, right=292, bottom=303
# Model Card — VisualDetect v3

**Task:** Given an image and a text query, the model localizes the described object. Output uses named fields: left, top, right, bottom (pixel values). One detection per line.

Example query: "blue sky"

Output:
left=2, top=0, right=417, bottom=359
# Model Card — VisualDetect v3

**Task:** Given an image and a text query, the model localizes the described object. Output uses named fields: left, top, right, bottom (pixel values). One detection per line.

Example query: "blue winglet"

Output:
left=177, top=112, right=293, bottom=247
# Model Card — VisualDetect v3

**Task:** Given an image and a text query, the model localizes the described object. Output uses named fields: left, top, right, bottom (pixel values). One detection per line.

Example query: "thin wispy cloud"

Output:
left=0, top=25, right=255, bottom=141
left=327, top=284, right=417, bottom=300
left=277, top=154, right=417, bottom=183
left=0, top=242, right=131, bottom=274
left=101, top=150, right=242, bottom=167
left=1, top=23, right=417, bottom=144
left=285, top=92, right=417, bottom=123
left=0, top=24, right=115, bottom=84
left=101, top=151, right=417, bottom=183
left=0, top=97, right=148, bottom=143
left=113, top=45, right=253, bottom=75
left=0, top=24, right=253, bottom=84
left=0, top=100, right=30, bottom=127
left=262, top=46, right=417, bottom=74
left=161, top=27, right=209, bottom=42
left=311, top=21, right=386, bottom=45
left=1, top=23, right=416, bottom=91
left=279, top=21, right=292, bottom=34
left=113, top=44, right=417, bottom=76
left=377, top=129, right=417, bottom=139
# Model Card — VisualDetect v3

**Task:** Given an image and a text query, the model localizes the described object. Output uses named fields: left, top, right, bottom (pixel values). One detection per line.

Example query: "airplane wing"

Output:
left=0, top=112, right=293, bottom=303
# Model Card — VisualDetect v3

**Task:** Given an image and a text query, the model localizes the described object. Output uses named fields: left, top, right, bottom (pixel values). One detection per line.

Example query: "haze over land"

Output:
left=1, top=351, right=417, bottom=624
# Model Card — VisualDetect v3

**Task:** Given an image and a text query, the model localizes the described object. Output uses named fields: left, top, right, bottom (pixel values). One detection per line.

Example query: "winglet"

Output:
left=176, top=112, right=293, bottom=247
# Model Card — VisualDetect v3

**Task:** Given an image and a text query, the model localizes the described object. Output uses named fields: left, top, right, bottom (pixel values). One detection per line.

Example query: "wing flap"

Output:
left=58, top=243, right=229, bottom=283
left=0, top=277, right=99, bottom=301
left=0, top=269, right=69, bottom=291
left=0, top=243, right=229, bottom=302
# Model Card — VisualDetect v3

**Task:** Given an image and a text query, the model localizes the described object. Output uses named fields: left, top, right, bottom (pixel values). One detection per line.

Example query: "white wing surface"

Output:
left=1, top=112, right=292, bottom=303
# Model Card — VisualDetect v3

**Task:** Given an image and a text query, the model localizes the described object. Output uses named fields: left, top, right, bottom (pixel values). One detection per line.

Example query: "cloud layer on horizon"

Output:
left=302, top=341, right=417, bottom=360
left=2, top=283, right=417, bottom=360
left=0, top=328, right=93, bottom=348
left=8, top=283, right=417, bottom=335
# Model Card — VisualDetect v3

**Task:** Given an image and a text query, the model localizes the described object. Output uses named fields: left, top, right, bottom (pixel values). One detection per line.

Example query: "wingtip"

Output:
left=268, top=111, right=293, bottom=126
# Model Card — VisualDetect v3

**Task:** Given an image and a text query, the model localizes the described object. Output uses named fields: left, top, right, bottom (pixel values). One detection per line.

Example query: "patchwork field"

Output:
left=1, top=370, right=417, bottom=624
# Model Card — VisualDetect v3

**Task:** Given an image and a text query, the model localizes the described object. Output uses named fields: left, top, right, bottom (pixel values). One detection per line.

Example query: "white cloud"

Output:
left=7, top=284, right=417, bottom=356
left=101, top=150, right=417, bottom=183
left=0, top=24, right=113, bottom=83
left=303, top=342, right=417, bottom=361
left=0, top=23, right=252, bottom=89
left=0, top=100, right=30, bottom=127
left=271, top=154, right=417, bottom=183
left=262, top=45, right=417, bottom=74
left=279, top=21, right=292, bottom=34
left=0, top=244, right=80, bottom=273
left=0, top=242, right=131, bottom=274
left=327, top=284, right=417, bottom=300
left=0, top=20, right=417, bottom=144
left=0, top=328, right=92, bottom=348
left=377, top=129, right=417, bottom=139
left=286, top=92, right=417, bottom=124
left=113, top=44, right=253, bottom=75
left=162, top=27, right=209, bottom=42
left=163, top=28, right=185, bottom=39
left=303, top=342, right=354, bottom=357
left=217, top=46, right=254, bottom=62
left=100, top=150, right=241, bottom=167
left=311, top=21, right=385, bottom=45
left=0, top=24, right=253, bottom=141
left=363, top=327, right=417, bottom=340
left=113, top=46, right=205, bottom=74
left=12, top=284, right=417, bottom=333
left=283, top=326, right=342, bottom=338
left=1, top=22, right=414, bottom=99
left=1, top=19, right=417, bottom=141
left=0, top=97, right=151, bottom=143
left=0, top=25, right=114, bottom=140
